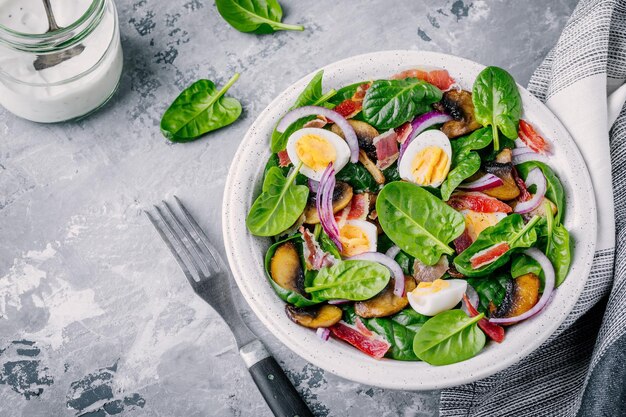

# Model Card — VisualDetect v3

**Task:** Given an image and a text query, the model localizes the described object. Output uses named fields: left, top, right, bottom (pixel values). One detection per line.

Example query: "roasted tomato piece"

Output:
left=391, top=68, right=456, bottom=90
left=518, top=120, right=551, bottom=154
left=329, top=321, right=391, bottom=359
left=333, top=99, right=362, bottom=119
left=448, top=191, right=513, bottom=214
left=469, top=242, right=510, bottom=269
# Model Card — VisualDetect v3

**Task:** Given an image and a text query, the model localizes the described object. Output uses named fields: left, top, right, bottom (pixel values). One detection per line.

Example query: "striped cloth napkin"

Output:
left=440, top=0, right=626, bottom=415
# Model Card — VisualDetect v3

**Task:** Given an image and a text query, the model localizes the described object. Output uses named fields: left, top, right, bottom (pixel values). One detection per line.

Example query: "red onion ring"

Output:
left=347, top=252, right=405, bottom=297
left=398, top=111, right=453, bottom=162
left=512, top=147, right=550, bottom=164
left=514, top=168, right=546, bottom=214
left=308, top=178, right=319, bottom=193
left=316, top=327, right=330, bottom=341
left=458, top=173, right=504, bottom=191
left=385, top=245, right=401, bottom=259
left=276, top=105, right=359, bottom=163
left=514, top=138, right=526, bottom=148
left=461, top=284, right=479, bottom=316
left=489, top=248, right=555, bottom=325
left=317, top=163, right=343, bottom=251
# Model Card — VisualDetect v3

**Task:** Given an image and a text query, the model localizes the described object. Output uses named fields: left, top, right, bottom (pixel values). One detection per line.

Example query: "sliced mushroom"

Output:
left=434, top=90, right=482, bottom=138
left=304, top=181, right=353, bottom=224
left=269, top=241, right=306, bottom=294
left=482, top=149, right=520, bottom=200
left=359, top=150, right=385, bottom=185
left=285, top=304, right=343, bottom=328
left=331, top=120, right=379, bottom=161
left=354, top=276, right=417, bottom=318
left=493, top=273, right=540, bottom=323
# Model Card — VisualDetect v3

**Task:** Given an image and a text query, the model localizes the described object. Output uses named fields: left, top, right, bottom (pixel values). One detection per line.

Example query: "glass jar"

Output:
left=0, top=0, right=123, bottom=123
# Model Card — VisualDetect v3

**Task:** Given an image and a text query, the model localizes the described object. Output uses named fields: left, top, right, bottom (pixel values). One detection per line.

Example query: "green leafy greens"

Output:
left=472, top=66, right=522, bottom=151
left=413, top=310, right=486, bottom=366
left=454, top=214, right=540, bottom=276
left=362, top=78, right=442, bottom=130
left=160, top=74, right=242, bottom=142
left=215, top=0, right=304, bottom=34
left=304, top=260, right=390, bottom=301
left=376, top=182, right=465, bottom=265
left=246, top=162, right=309, bottom=236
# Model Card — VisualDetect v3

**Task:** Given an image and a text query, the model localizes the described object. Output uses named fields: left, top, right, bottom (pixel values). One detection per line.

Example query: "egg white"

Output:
left=398, top=130, right=452, bottom=187
left=407, top=279, right=467, bottom=316
left=286, top=128, right=351, bottom=181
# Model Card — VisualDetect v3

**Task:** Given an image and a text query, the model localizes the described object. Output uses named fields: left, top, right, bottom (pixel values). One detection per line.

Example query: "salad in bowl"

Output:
left=243, top=63, right=572, bottom=366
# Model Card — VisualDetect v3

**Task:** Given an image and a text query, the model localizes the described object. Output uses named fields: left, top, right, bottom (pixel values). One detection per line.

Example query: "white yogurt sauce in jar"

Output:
left=0, top=0, right=123, bottom=123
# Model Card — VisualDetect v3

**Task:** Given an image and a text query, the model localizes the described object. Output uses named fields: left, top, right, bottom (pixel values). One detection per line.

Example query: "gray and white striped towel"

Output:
left=440, top=0, right=626, bottom=415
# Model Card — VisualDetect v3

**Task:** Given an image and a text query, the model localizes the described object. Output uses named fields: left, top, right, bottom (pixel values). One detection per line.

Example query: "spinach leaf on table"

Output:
left=413, top=310, right=486, bottom=365
left=376, top=182, right=465, bottom=265
left=215, top=0, right=303, bottom=34
left=246, top=163, right=309, bottom=237
left=160, top=74, right=242, bottom=142
left=516, top=161, right=566, bottom=224
left=454, top=214, right=540, bottom=277
left=264, top=234, right=320, bottom=307
left=466, top=274, right=510, bottom=314
left=335, top=163, right=379, bottom=193
left=362, top=78, right=442, bottom=130
left=304, top=260, right=390, bottom=301
left=270, top=70, right=337, bottom=152
left=472, top=66, right=522, bottom=150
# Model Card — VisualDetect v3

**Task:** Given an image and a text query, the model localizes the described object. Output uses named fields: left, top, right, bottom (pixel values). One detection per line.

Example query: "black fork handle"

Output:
left=240, top=340, right=314, bottom=417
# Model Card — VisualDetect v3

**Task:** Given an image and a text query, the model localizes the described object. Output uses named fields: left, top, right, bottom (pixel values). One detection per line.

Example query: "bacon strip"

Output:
left=518, top=120, right=551, bottom=154
left=470, top=242, right=510, bottom=269
left=373, top=129, right=399, bottom=169
left=329, top=321, right=390, bottom=359
left=463, top=294, right=505, bottom=343
left=277, top=150, right=291, bottom=167
left=448, top=191, right=513, bottom=214
left=395, top=122, right=413, bottom=144
left=391, top=68, right=456, bottom=91
left=331, top=83, right=371, bottom=120
left=346, top=193, right=370, bottom=221
left=299, top=226, right=337, bottom=270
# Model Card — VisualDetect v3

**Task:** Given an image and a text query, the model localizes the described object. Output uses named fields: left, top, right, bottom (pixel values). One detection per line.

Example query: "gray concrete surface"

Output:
left=0, top=0, right=577, bottom=415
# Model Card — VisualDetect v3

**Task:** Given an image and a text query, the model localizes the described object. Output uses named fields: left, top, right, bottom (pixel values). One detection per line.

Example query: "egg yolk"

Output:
left=411, top=146, right=449, bottom=185
left=412, top=279, right=450, bottom=296
left=295, top=134, right=336, bottom=171
left=339, top=224, right=370, bottom=257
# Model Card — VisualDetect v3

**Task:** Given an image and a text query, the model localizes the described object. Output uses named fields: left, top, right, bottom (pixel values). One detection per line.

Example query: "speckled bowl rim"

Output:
left=222, top=50, right=597, bottom=390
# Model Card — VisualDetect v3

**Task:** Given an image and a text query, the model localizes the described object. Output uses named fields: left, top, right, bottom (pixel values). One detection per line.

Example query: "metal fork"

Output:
left=145, top=196, right=313, bottom=417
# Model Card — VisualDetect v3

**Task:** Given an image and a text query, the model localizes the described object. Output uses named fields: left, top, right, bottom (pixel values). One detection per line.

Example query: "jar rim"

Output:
left=0, top=0, right=104, bottom=50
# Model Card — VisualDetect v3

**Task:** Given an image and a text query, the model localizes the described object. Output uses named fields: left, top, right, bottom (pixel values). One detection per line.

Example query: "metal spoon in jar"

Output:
left=33, top=0, right=85, bottom=71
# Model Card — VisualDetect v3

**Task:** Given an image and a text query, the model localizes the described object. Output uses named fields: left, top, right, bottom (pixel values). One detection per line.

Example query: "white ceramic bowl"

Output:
left=222, top=51, right=597, bottom=390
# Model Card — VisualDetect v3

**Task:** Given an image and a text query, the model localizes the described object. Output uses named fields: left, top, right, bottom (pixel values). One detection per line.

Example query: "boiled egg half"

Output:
left=399, top=130, right=452, bottom=187
left=407, top=278, right=467, bottom=316
left=286, top=128, right=350, bottom=181
left=338, top=219, right=377, bottom=257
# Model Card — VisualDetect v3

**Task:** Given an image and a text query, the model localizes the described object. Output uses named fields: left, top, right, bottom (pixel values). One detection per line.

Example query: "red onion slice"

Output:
left=308, top=178, right=319, bottom=193
left=316, top=327, right=330, bottom=341
left=385, top=245, right=401, bottom=259
left=489, top=248, right=555, bottom=325
left=458, top=173, right=504, bottom=191
left=347, top=252, right=405, bottom=297
left=317, top=163, right=343, bottom=251
left=514, top=168, right=546, bottom=214
left=514, top=138, right=526, bottom=148
left=461, top=284, right=480, bottom=316
left=512, top=147, right=550, bottom=164
left=276, top=105, right=359, bottom=163
left=398, top=111, right=453, bottom=162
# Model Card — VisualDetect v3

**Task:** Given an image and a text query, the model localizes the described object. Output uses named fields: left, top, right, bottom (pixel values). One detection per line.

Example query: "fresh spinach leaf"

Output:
left=264, top=153, right=290, bottom=178
left=516, top=161, right=566, bottom=224
left=304, top=260, right=390, bottom=301
left=246, top=163, right=309, bottom=236
left=413, top=310, right=486, bottom=365
left=472, top=66, right=522, bottom=150
left=367, top=310, right=430, bottom=361
left=319, top=230, right=342, bottom=260
left=376, top=182, right=465, bottom=265
left=270, top=74, right=337, bottom=152
left=546, top=224, right=571, bottom=287
left=466, top=275, right=510, bottom=314
left=160, top=74, right=242, bottom=142
left=382, top=163, right=401, bottom=183
left=215, top=0, right=303, bottom=34
left=362, top=78, right=442, bottom=130
left=454, top=214, right=540, bottom=277
left=511, top=254, right=542, bottom=279
left=264, top=234, right=320, bottom=307
left=326, top=81, right=366, bottom=105
left=336, top=163, right=379, bottom=193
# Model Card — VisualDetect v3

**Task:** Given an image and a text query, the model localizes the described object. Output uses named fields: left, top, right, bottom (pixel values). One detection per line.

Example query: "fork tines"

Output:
left=144, top=196, right=222, bottom=287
